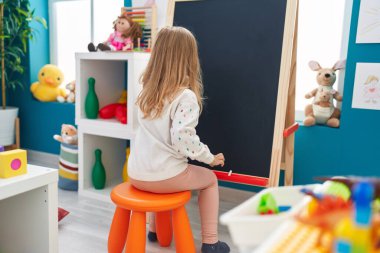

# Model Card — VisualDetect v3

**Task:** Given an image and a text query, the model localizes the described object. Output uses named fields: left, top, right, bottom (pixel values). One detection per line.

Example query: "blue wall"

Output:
left=8, top=0, right=75, bottom=154
left=294, top=0, right=380, bottom=184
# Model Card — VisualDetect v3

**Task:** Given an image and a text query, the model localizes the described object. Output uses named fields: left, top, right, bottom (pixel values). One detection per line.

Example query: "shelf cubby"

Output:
left=75, top=52, right=150, bottom=202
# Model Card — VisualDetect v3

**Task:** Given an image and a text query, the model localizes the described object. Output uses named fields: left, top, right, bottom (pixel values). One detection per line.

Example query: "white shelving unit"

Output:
left=75, top=52, right=150, bottom=202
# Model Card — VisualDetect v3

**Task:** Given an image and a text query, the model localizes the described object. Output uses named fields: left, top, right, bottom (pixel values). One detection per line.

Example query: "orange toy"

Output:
left=108, top=182, right=195, bottom=253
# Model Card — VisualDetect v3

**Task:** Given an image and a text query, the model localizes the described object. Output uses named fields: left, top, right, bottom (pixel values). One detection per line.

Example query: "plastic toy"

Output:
left=85, top=77, right=99, bottom=119
left=92, top=149, right=106, bottom=189
left=270, top=222, right=323, bottom=253
left=304, top=60, right=345, bottom=128
left=118, top=90, right=127, bottom=104
left=316, top=176, right=380, bottom=199
left=321, top=181, right=351, bottom=201
left=258, top=193, right=279, bottom=215
left=99, top=91, right=128, bottom=124
left=115, top=105, right=127, bottom=124
left=30, top=64, right=66, bottom=102
left=88, top=14, right=142, bottom=52
left=58, top=207, right=70, bottom=222
left=122, top=147, right=130, bottom=182
left=270, top=179, right=380, bottom=253
left=0, top=149, right=27, bottom=178
left=57, top=81, right=75, bottom=103
left=0, top=145, right=4, bottom=152
left=53, top=124, right=78, bottom=145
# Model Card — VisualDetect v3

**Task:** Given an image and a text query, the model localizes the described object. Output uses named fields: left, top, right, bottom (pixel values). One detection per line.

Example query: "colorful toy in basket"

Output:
left=270, top=178, right=380, bottom=253
left=88, top=14, right=142, bottom=52
left=30, top=64, right=66, bottom=102
left=304, top=60, right=345, bottom=128
left=54, top=124, right=78, bottom=191
left=99, top=90, right=128, bottom=124
left=258, top=193, right=279, bottom=215
left=0, top=149, right=27, bottom=178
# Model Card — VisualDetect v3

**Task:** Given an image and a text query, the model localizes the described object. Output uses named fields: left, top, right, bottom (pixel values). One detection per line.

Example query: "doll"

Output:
left=88, top=15, right=142, bottom=52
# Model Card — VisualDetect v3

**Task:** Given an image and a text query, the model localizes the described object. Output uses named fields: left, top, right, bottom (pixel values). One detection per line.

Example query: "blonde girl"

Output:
left=128, top=27, right=230, bottom=253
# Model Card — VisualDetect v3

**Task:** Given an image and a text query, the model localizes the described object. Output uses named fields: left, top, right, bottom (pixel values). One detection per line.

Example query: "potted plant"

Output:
left=0, top=0, right=46, bottom=146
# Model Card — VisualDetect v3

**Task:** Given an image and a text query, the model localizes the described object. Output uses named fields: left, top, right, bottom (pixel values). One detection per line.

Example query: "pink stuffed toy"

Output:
left=88, top=14, right=142, bottom=52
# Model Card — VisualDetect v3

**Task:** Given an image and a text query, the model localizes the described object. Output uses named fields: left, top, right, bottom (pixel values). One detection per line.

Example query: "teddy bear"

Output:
left=53, top=124, right=78, bottom=145
left=57, top=81, right=75, bottom=103
left=304, top=60, right=345, bottom=128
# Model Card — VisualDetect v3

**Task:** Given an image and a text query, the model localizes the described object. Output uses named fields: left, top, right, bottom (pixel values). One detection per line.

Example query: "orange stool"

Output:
left=108, top=182, right=196, bottom=253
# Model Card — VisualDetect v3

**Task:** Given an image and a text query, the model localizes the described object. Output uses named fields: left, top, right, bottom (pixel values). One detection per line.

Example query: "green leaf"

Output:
left=34, top=16, right=47, bottom=28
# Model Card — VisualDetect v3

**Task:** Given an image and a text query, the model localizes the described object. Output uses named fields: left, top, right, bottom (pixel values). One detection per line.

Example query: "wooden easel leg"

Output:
left=15, top=117, right=20, bottom=149
left=268, top=0, right=299, bottom=187
left=284, top=2, right=298, bottom=186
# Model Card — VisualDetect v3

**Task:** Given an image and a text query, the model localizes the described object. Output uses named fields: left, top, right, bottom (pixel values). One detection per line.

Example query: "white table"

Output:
left=0, top=164, right=58, bottom=253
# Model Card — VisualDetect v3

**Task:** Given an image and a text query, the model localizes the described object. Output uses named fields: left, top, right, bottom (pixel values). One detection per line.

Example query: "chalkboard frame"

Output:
left=166, top=0, right=298, bottom=187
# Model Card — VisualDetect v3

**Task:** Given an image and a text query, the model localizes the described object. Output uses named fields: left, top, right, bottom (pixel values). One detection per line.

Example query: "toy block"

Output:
left=0, top=149, right=27, bottom=178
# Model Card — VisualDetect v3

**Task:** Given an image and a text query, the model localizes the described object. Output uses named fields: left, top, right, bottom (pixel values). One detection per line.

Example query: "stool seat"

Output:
left=111, top=183, right=192, bottom=212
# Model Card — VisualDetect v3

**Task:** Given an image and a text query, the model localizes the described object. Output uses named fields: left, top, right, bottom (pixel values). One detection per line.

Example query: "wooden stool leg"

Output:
left=156, top=211, right=172, bottom=247
left=125, top=211, right=146, bottom=253
left=108, top=207, right=130, bottom=253
left=173, top=206, right=196, bottom=253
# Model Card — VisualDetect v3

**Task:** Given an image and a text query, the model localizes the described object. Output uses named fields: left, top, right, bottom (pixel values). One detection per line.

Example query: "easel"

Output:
left=167, top=0, right=299, bottom=188
left=4, top=117, right=20, bottom=151
left=269, top=0, right=299, bottom=187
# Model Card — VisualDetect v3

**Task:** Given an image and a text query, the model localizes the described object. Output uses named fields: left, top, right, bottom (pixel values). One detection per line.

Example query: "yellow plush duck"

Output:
left=30, top=64, right=66, bottom=102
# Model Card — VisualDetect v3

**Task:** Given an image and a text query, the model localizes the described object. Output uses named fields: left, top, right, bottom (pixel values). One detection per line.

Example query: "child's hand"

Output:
left=210, top=153, right=225, bottom=167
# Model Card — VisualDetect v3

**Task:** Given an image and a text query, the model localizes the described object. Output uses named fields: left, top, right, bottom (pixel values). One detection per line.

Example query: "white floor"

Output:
left=28, top=151, right=253, bottom=253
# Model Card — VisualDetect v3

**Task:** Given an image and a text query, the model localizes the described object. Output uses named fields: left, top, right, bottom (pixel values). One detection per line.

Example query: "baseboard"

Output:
left=27, top=149, right=59, bottom=169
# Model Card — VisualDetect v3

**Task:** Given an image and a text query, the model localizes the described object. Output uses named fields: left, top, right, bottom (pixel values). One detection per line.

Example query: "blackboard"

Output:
left=170, top=0, right=296, bottom=186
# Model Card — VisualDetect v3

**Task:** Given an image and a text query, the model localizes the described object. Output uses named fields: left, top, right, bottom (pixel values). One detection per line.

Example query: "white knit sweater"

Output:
left=128, top=89, right=214, bottom=181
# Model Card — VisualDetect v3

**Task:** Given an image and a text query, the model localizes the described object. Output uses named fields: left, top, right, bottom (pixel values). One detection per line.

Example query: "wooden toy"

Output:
left=0, top=149, right=27, bottom=178
left=85, top=77, right=99, bottom=119
left=92, top=149, right=106, bottom=189
left=121, top=5, right=157, bottom=49
left=145, top=38, right=152, bottom=52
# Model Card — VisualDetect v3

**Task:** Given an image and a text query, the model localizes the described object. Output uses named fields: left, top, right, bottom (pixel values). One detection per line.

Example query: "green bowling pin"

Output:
left=92, top=149, right=106, bottom=189
left=85, top=77, right=99, bottom=119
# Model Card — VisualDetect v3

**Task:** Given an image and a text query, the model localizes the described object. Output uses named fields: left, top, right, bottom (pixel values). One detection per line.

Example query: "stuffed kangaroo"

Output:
left=304, top=60, right=345, bottom=128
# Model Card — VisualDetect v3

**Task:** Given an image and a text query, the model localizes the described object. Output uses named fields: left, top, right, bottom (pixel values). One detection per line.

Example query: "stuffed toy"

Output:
left=57, top=81, right=75, bottom=103
left=30, top=64, right=66, bottom=102
left=304, top=60, right=345, bottom=128
left=88, top=14, right=142, bottom=52
left=53, top=124, right=78, bottom=146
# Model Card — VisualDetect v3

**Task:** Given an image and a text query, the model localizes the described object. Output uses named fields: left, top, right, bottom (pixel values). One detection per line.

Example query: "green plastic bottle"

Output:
left=85, top=77, right=99, bottom=119
left=92, top=149, right=106, bottom=189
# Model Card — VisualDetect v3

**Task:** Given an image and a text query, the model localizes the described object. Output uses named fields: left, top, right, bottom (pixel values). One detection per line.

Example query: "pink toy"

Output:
left=88, top=15, right=142, bottom=52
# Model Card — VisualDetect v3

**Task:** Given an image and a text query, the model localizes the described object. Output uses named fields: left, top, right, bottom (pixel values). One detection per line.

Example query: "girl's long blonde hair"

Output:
left=137, top=26, right=203, bottom=119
